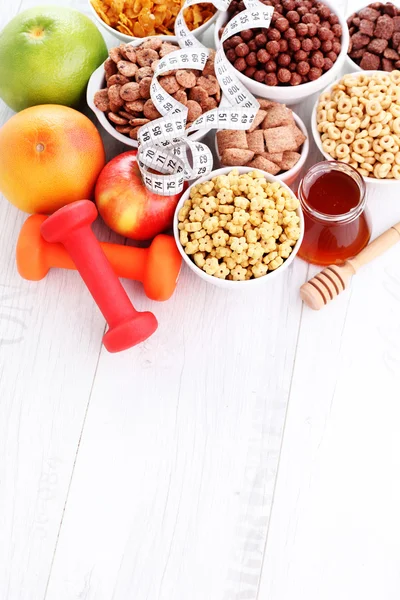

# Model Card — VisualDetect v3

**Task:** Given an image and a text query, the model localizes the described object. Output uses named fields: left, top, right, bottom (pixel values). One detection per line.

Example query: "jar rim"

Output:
left=298, top=161, right=367, bottom=224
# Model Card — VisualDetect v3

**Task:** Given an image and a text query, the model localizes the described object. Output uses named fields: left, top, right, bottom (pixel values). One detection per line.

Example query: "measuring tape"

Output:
left=137, top=0, right=274, bottom=195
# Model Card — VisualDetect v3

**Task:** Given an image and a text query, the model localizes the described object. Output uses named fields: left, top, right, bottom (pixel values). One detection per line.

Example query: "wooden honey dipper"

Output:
left=300, top=222, right=400, bottom=310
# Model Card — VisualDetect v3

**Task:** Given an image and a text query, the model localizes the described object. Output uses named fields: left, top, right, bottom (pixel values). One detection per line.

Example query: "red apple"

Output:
left=94, top=150, right=183, bottom=240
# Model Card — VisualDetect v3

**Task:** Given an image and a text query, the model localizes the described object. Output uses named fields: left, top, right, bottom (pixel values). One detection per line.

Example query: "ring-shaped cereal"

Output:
left=376, top=74, right=391, bottom=86
left=360, top=115, right=371, bottom=128
left=390, top=71, right=400, bottom=84
left=373, top=139, right=383, bottom=153
left=327, top=108, right=337, bottom=122
left=322, top=139, right=336, bottom=154
left=392, top=144, right=400, bottom=153
left=356, top=129, right=368, bottom=139
left=336, top=112, right=350, bottom=122
left=393, top=117, right=400, bottom=134
left=358, top=74, right=370, bottom=86
left=337, top=97, right=352, bottom=114
left=363, top=156, right=375, bottom=164
left=317, top=109, right=327, bottom=123
left=340, top=154, right=351, bottom=164
left=319, top=91, right=331, bottom=103
left=380, top=135, right=395, bottom=150
left=381, top=124, right=391, bottom=136
left=390, top=104, right=400, bottom=118
left=325, top=101, right=336, bottom=110
left=368, top=91, right=385, bottom=103
left=353, top=139, right=370, bottom=154
left=317, top=122, right=329, bottom=133
left=366, top=100, right=382, bottom=116
left=335, top=121, right=346, bottom=129
left=327, top=125, right=341, bottom=140
left=343, top=76, right=359, bottom=88
left=336, top=143, right=350, bottom=158
left=351, top=106, right=363, bottom=119
left=368, top=122, right=383, bottom=139
left=360, top=162, right=374, bottom=173
left=381, top=97, right=392, bottom=110
left=380, top=151, right=395, bottom=164
left=351, top=151, right=365, bottom=163
left=341, top=128, right=355, bottom=144
left=392, top=164, right=400, bottom=178
left=357, top=167, right=369, bottom=177
left=332, top=90, right=346, bottom=102
left=371, top=110, right=386, bottom=123
left=383, top=111, right=393, bottom=124
left=321, top=132, right=329, bottom=141
left=374, top=162, right=391, bottom=179
left=317, top=102, right=327, bottom=112
left=345, top=116, right=360, bottom=131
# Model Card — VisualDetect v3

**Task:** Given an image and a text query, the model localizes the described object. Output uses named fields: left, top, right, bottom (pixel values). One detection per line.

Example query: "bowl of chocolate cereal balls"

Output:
left=312, top=69, right=400, bottom=183
left=214, top=0, right=349, bottom=105
left=174, top=167, right=304, bottom=288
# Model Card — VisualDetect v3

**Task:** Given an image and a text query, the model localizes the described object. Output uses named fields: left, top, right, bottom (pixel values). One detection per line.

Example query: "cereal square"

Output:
left=217, top=130, right=248, bottom=153
left=263, top=126, right=299, bottom=153
left=246, top=130, right=264, bottom=154
left=280, top=151, right=301, bottom=171
left=247, top=155, right=280, bottom=175
left=262, top=105, right=294, bottom=128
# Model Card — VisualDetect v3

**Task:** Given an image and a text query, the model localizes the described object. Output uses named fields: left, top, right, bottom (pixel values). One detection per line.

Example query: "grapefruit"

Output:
left=0, top=104, right=106, bottom=214
left=0, top=6, right=108, bottom=112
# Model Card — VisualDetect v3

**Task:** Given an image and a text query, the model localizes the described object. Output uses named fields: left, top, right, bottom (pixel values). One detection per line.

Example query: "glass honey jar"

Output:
left=297, top=161, right=372, bottom=266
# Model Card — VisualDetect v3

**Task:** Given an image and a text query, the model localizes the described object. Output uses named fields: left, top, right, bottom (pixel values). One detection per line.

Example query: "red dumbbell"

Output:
left=40, top=200, right=158, bottom=353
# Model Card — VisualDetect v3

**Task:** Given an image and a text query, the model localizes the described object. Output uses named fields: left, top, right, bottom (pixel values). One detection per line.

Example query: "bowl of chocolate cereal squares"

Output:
left=214, top=0, right=349, bottom=105
left=215, top=99, right=309, bottom=186
left=87, top=38, right=221, bottom=146
left=174, top=167, right=304, bottom=288
left=347, top=2, right=400, bottom=73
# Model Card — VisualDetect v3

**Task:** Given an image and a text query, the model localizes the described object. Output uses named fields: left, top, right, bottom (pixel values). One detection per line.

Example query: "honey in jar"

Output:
left=297, top=161, right=372, bottom=266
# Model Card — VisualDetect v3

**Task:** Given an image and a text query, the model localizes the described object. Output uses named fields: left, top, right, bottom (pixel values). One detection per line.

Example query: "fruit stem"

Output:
left=29, top=26, right=45, bottom=39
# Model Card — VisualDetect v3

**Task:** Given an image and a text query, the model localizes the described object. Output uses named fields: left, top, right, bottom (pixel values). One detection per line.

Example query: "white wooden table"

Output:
left=1, top=0, right=400, bottom=598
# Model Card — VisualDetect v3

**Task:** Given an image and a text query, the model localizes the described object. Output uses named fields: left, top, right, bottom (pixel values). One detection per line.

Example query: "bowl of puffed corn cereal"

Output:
left=174, top=167, right=304, bottom=287
left=312, top=70, right=400, bottom=183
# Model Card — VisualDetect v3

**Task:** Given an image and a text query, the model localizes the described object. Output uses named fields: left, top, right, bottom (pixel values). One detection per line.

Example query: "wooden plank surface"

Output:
left=1, top=0, right=400, bottom=599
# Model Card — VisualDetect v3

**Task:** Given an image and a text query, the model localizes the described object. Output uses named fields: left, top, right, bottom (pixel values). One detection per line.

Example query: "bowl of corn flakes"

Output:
left=87, top=38, right=223, bottom=146
left=88, top=0, right=218, bottom=42
left=173, top=166, right=304, bottom=288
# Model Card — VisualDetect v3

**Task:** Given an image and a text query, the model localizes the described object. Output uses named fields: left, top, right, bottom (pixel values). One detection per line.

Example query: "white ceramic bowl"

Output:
left=87, top=37, right=212, bottom=147
left=214, top=110, right=309, bottom=187
left=214, top=0, right=349, bottom=106
left=88, top=0, right=219, bottom=44
left=173, top=166, right=304, bottom=288
left=311, top=70, right=400, bottom=186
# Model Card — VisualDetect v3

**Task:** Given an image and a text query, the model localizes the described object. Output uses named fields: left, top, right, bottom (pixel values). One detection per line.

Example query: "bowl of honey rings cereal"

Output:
left=312, top=70, right=400, bottom=183
left=88, top=0, right=218, bottom=42
left=88, top=39, right=222, bottom=146
left=174, top=166, right=304, bottom=288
